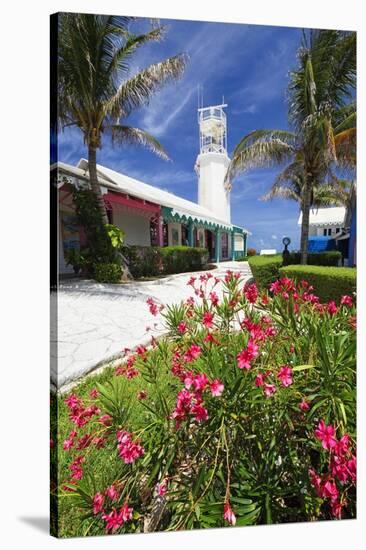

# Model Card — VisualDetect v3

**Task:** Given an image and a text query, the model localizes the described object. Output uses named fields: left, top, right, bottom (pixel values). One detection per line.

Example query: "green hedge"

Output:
left=279, top=265, right=356, bottom=303
left=248, top=255, right=283, bottom=290
left=159, top=246, right=209, bottom=274
left=287, top=250, right=341, bottom=266
left=94, top=263, right=123, bottom=283
left=248, top=251, right=343, bottom=290
left=122, top=245, right=209, bottom=279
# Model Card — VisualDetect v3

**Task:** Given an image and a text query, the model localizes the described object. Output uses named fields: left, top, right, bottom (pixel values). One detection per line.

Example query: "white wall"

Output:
left=196, top=152, right=231, bottom=223
left=113, top=210, right=151, bottom=246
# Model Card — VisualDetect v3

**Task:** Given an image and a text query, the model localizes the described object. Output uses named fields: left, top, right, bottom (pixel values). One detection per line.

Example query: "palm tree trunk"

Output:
left=300, top=183, right=312, bottom=264
left=88, top=145, right=109, bottom=224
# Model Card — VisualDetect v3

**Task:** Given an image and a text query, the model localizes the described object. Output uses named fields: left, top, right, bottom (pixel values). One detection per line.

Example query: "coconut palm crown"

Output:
left=57, top=14, right=188, bottom=222
left=226, top=30, right=356, bottom=263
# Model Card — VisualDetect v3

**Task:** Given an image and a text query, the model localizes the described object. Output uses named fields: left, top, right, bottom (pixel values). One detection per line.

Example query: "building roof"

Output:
left=53, top=160, right=250, bottom=233
left=297, top=206, right=346, bottom=227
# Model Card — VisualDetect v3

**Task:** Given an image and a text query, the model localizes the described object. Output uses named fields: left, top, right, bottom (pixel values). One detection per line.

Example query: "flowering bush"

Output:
left=52, top=272, right=356, bottom=536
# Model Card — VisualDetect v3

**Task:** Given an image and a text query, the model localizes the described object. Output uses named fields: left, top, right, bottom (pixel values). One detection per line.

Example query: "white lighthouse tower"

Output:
left=195, top=103, right=231, bottom=223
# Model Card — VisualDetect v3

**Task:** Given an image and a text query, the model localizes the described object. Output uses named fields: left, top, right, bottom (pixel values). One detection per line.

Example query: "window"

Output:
left=328, top=228, right=332, bottom=236
left=323, top=229, right=327, bottom=236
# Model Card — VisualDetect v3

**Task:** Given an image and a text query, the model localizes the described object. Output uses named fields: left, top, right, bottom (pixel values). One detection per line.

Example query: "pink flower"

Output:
left=146, top=297, right=159, bottom=316
left=223, top=502, right=236, bottom=525
left=193, top=373, right=209, bottom=392
left=314, top=420, right=337, bottom=451
left=237, top=339, right=259, bottom=370
left=277, top=365, right=293, bottom=387
left=327, top=301, right=338, bottom=316
left=89, top=388, right=99, bottom=399
left=309, top=469, right=323, bottom=497
left=155, top=480, right=168, bottom=496
left=187, top=276, right=196, bottom=286
left=299, top=398, right=310, bottom=411
left=210, top=379, right=224, bottom=397
left=322, top=480, right=339, bottom=501
left=191, top=403, right=209, bottom=422
left=63, top=438, right=74, bottom=451
left=335, top=434, right=350, bottom=457
left=330, top=499, right=343, bottom=519
left=203, top=311, right=214, bottom=329
left=347, top=456, right=356, bottom=481
left=263, top=383, right=276, bottom=398
left=255, top=374, right=265, bottom=387
left=184, top=344, right=202, bottom=363
left=244, top=282, right=258, bottom=304
left=106, top=485, right=119, bottom=501
left=93, top=492, right=105, bottom=515
left=137, top=390, right=147, bottom=400
left=177, top=321, right=187, bottom=334
left=117, top=431, right=144, bottom=464
left=102, top=503, right=133, bottom=532
left=340, top=295, right=353, bottom=307
left=209, top=291, right=219, bottom=306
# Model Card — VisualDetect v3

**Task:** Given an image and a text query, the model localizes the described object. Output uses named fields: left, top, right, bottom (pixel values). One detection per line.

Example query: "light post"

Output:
left=282, top=236, right=291, bottom=266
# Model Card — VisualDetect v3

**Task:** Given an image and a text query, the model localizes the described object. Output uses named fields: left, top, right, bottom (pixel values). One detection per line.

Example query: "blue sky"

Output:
left=58, top=17, right=305, bottom=252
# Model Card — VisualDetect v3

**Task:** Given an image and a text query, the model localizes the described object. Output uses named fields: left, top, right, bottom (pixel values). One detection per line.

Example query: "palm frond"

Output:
left=110, top=125, right=170, bottom=160
left=232, top=129, right=296, bottom=158
left=106, top=54, right=188, bottom=119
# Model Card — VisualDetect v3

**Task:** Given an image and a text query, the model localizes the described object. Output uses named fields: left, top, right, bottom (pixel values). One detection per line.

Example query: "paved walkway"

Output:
left=51, top=261, right=252, bottom=389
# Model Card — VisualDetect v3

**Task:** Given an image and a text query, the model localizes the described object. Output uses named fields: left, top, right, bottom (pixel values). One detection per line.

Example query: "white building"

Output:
left=297, top=206, right=346, bottom=237
left=53, top=103, right=250, bottom=275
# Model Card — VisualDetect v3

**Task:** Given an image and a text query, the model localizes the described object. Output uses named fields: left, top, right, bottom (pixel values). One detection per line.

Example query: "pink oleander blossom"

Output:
left=244, top=282, right=258, bottom=304
left=203, top=311, right=214, bottom=329
left=263, top=383, right=276, bottom=398
left=210, top=379, right=224, bottom=397
left=299, top=398, right=310, bottom=411
left=209, top=291, right=219, bottom=306
left=191, top=403, right=209, bottom=422
left=155, top=480, right=168, bottom=496
left=146, top=297, right=159, bottom=316
left=177, top=321, right=187, bottom=334
left=340, top=295, right=353, bottom=307
left=106, top=485, right=119, bottom=501
left=277, top=365, right=293, bottom=387
left=327, top=301, right=338, bottom=316
left=117, top=431, right=144, bottom=464
left=184, top=344, right=202, bottom=363
left=223, top=502, right=236, bottom=525
left=314, top=420, right=337, bottom=450
left=89, top=388, right=99, bottom=399
left=93, top=492, right=105, bottom=515
left=237, top=340, right=259, bottom=370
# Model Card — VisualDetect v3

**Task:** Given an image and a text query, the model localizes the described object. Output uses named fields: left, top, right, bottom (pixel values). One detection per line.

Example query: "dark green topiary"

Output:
left=279, top=265, right=356, bottom=303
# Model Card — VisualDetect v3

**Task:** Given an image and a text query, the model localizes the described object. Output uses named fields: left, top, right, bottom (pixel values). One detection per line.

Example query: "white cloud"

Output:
left=271, top=234, right=277, bottom=239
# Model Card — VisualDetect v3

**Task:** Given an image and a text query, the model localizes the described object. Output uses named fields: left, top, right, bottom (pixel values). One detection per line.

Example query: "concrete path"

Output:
left=51, top=261, right=252, bottom=389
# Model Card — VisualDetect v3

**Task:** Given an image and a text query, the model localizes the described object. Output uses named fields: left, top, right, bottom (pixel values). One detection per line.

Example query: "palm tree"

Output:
left=226, top=30, right=356, bottom=263
left=261, top=167, right=353, bottom=210
left=57, top=14, right=188, bottom=223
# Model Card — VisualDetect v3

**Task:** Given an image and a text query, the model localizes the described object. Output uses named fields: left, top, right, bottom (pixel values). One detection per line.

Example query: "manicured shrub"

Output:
left=55, top=271, right=356, bottom=536
left=235, top=255, right=249, bottom=262
left=122, top=245, right=209, bottom=278
left=159, top=246, right=208, bottom=274
left=279, top=265, right=356, bottom=303
left=247, top=247, right=257, bottom=256
left=288, top=250, right=341, bottom=267
left=248, top=254, right=282, bottom=289
left=122, top=246, right=162, bottom=278
left=94, top=263, right=123, bottom=283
